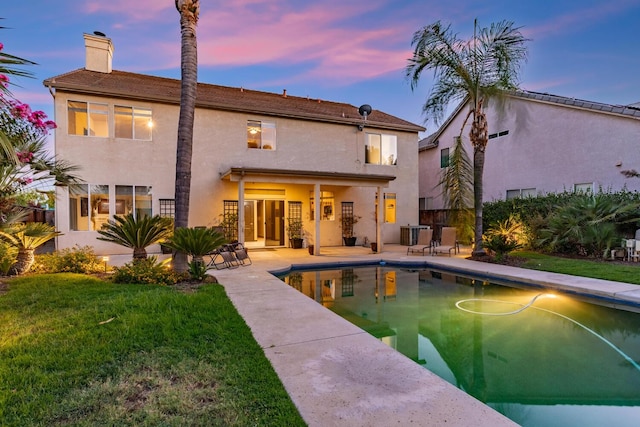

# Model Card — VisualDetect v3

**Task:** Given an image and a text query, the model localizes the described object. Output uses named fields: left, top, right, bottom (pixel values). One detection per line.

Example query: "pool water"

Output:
left=277, top=265, right=640, bottom=427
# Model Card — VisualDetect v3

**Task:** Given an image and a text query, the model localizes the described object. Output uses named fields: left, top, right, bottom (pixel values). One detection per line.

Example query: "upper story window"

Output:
left=67, top=101, right=153, bottom=140
left=247, top=120, right=276, bottom=150
left=365, top=133, right=397, bottom=165
left=440, top=148, right=450, bottom=168
left=68, top=101, right=108, bottom=137
left=115, top=106, right=153, bottom=140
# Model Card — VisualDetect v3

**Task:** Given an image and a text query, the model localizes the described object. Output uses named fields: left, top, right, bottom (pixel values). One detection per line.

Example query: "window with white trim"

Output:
left=365, top=133, right=397, bottom=165
left=310, top=191, right=334, bottom=221
left=68, top=101, right=108, bottom=137
left=247, top=120, right=276, bottom=150
left=115, top=105, right=153, bottom=140
left=574, top=183, right=593, bottom=193
left=506, top=188, right=536, bottom=199
left=384, top=193, right=396, bottom=223
left=69, top=184, right=152, bottom=231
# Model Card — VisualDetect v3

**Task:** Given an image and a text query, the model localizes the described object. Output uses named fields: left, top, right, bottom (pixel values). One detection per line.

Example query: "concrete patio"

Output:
left=197, top=244, right=640, bottom=426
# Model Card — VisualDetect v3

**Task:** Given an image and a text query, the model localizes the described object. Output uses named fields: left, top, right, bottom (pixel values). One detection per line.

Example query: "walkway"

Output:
left=208, top=244, right=640, bottom=426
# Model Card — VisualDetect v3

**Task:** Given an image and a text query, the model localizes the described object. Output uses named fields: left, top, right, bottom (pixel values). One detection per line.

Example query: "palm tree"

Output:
left=438, top=136, right=474, bottom=243
left=406, top=20, right=528, bottom=256
left=162, top=226, right=226, bottom=268
left=173, top=0, right=200, bottom=272
left=96, top=214, right=173, bottom=261
left=0, top=222, right=61, bottom=275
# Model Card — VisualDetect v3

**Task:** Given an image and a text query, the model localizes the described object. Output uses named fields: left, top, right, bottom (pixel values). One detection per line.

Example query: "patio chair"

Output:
left=432, top=227, right=457, bottom=256
left=207, top=246, right=240, bottom=270
left=229, top=242, right=252, bottom=266
left=633, top=240, right=640, bottom=263
left=407, top=228, right=433, bottom=256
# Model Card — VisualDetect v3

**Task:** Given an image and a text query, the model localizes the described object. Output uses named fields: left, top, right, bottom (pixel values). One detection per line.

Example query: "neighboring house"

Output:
left=418, top=91, right=640, bottom=211
left=44, top=33, right=425, bottom=255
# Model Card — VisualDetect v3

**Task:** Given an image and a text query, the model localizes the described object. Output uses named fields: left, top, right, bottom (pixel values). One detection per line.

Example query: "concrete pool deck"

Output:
left=114, top=245, right=640, bottom=426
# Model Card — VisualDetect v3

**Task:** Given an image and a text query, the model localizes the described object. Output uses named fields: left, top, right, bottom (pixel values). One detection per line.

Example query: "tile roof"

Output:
left=43, top=69, right=425, bottom=133
left=515, top=90, right=640, bottom=119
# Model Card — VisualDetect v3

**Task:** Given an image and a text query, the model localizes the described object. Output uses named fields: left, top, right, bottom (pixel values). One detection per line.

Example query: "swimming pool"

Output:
left=276, top=263, right=640, bottom=427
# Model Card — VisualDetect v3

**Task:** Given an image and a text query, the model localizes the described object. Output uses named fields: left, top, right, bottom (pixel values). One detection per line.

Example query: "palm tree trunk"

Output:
left=470, top=106, right=488, bottom=256
left=473, top=147, right=485, bottom=256
left=133, top=247, right=148, bottom=261
left=10, top=248, right=34, bottom=275
left=173, top=0, right=199, bottom=272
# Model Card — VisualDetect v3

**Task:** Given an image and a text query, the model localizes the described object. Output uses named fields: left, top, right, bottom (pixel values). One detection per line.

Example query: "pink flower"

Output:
left=0, top=43, right=3, bottom=51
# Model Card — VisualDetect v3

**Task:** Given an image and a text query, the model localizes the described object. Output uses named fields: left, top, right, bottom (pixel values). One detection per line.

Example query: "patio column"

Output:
left=238, top=179, right=245, bottom=244
left=314, top=183, right=321, bottom=256
left=377, top=186, right=383, bottom=253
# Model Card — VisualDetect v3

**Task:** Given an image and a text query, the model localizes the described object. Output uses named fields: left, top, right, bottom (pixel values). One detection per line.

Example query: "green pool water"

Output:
left=277, top=264, right=640, bottom=427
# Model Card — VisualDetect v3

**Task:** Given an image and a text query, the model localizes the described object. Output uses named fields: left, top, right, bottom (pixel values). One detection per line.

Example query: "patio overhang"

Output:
left=219, top=167, right=396, bottom=188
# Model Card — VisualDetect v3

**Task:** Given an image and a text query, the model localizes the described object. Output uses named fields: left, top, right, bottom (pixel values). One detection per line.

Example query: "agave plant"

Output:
left=97, top=214, right=173, bottom=261
left=162, top=226, right=226, bottom=277
left=0, top=222, right=61, bottom=275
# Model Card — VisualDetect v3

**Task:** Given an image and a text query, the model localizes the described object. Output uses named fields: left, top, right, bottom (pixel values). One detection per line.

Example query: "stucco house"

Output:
left=418, top=91, right=640, bottom=212
left=44, top=33, right=425, bottom=255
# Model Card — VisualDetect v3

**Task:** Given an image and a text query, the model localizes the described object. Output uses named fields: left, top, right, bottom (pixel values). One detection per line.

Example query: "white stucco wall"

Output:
left=419, top=96, right=640, bottom=210
left=53, top=91, right=420, bottom=254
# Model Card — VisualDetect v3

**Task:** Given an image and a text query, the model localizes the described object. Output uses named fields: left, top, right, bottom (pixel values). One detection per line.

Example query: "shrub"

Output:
left=0, top=240, right=17, bottom=275
left=32, top=245, right=104, bottom=274
left=97, top=214, right=173, bottom=261
left=538, top=192, right=640, bottom=258
left=111, top=256, right=182, bottom=286
left=483, top=214, right=527, bottom=261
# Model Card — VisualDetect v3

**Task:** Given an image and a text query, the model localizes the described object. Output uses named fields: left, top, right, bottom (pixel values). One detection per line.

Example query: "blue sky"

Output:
left=2, top=0, right=640, bottom=137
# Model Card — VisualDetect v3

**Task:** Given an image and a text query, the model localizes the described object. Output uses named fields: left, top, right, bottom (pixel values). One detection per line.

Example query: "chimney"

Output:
left=83, top=32, right=114, bottom=73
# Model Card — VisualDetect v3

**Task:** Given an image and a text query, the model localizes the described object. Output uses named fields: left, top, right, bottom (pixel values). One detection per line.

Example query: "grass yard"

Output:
left=0, top=274, right=305, bottom=427
left=513, top=251, right=640, bottom=285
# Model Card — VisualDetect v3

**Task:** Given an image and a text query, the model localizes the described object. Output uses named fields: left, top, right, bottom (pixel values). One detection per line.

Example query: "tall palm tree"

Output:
left=173, top=0, right=200, bottom=272
left=406, top=20, right=528, bottom=256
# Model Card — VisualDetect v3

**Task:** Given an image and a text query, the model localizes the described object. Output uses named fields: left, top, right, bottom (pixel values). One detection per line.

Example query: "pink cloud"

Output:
left=80, top=1, right=428, bottom=87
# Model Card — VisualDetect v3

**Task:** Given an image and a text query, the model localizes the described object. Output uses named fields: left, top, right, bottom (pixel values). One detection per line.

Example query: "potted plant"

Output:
left=340, top=214, right=361, bottom=246
left=288, top=217, right=304, bottom=248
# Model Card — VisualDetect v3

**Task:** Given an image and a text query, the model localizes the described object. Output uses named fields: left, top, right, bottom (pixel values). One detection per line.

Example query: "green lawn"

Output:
left=513, top=251, right=640, bottom=285
left=0, top=274, right=305, bottom=427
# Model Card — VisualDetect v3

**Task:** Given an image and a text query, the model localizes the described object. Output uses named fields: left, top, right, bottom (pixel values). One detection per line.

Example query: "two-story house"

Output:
left=419, top=91, right=640, bottom=212
left=44, top=33, right=425, bottom=255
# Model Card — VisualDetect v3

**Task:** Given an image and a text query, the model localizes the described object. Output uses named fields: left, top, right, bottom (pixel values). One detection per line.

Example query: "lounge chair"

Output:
left=432, top=227, right=457, bottom=256
left=229, top=242, right=252, bottom=266
left=407, top=228, right=433, bottom=256
left=207, top=246, right=240, bottom=269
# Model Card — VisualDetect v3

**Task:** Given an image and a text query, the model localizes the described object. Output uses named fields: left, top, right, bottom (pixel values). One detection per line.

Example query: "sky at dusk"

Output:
left=2, top=0, right=640, bottom=138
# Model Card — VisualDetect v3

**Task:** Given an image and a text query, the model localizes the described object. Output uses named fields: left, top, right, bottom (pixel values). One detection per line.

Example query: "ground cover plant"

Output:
left=0, top=274, right=305, bottom=426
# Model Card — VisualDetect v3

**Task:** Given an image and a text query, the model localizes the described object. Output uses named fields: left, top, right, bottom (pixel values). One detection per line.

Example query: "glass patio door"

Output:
left=243, top=199, right=284, bottom=247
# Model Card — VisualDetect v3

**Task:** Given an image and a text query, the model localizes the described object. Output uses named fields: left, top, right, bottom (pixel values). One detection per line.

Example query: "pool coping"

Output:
left=210, top=245, right=640, bottom=426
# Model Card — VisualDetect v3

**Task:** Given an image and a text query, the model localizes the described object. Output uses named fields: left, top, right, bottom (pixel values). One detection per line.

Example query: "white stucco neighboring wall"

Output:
left=419, top=94, right=640, bottom=210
